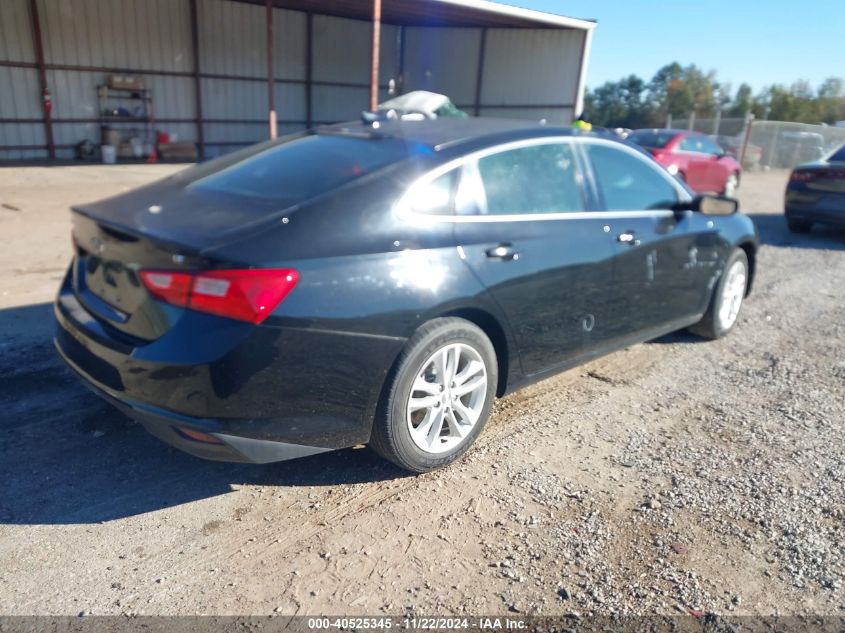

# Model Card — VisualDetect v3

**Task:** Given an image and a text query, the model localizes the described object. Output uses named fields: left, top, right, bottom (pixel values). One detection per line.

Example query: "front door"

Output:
left=453, top=141, right=615, bottom=376
left=579, top=140, right=718, bottom=343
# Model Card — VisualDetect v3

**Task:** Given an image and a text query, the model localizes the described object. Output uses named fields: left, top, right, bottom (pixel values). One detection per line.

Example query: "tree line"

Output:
left=584, top=62, right=845, bottom=130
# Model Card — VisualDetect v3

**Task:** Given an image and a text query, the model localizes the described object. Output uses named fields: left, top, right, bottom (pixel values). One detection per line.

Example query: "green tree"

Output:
left=585, top=66, right=845, bottom=129
left=728, top=83, right=753, bottom=117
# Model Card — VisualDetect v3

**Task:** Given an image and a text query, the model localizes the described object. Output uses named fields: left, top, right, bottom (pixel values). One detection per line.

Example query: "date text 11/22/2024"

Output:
left=306, top=617, right=528, bottom=630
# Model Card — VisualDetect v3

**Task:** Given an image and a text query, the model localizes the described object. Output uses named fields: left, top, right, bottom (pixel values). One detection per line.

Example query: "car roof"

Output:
left=630, top=128, right=692, bottom=136
left=315, top=117, right=578, bottom=150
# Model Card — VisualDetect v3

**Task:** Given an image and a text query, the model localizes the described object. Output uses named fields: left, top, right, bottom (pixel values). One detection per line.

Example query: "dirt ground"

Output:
left=0, top=165, right=843, bottom=618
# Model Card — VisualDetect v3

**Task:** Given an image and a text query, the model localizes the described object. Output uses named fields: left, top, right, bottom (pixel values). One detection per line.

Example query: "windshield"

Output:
left=185, top=134, right=423, bottom=204
left=627, top=130, right=677, bottom=149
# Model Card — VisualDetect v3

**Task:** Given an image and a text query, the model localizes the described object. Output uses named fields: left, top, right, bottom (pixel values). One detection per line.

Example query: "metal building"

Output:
left=0, top=0, right=595, bottom=162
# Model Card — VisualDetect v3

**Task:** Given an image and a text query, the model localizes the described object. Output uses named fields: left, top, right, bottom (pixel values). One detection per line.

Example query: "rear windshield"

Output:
left=184, top=134, right=421, bottom=204
left=829, top=144, right=845, bottom=162
left=627, top=131, right=677, bottom=149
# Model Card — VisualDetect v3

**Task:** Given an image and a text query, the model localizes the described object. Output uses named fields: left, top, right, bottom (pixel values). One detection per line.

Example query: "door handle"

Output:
left=485, top=243, right=520, bottom=261
left=617, top=231, right=639, bottom=246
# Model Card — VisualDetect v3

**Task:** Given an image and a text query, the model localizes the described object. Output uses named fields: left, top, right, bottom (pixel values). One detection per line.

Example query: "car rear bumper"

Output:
left=785, top=191, right=845, bottom=226
left=54, top=271, right=406, bottom=463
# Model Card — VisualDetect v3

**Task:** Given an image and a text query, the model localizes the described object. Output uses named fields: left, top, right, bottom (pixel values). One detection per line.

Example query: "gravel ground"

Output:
left=0, top=165, right=843, bottom=618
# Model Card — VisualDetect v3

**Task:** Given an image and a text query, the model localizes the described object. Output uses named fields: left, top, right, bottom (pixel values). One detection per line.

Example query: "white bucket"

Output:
left=101, top=144, right=117, bottom=164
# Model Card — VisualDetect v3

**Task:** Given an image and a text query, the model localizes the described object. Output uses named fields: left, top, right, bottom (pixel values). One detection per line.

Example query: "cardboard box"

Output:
left=157, top=142, right=198, bottom=162
left=107, top=74, right=145, bottom=91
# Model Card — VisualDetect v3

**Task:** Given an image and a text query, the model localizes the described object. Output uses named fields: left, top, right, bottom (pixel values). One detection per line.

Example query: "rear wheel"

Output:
left=787, top=217, right=812, bottom=233
left=689, top=248, right=748, bottom=340
left=370, top=318, right=497, bottom=473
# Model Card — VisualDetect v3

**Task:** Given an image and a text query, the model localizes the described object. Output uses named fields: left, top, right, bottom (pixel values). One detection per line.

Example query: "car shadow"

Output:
left=749, top=213, right=845, bottom=251
left=649, top=330, right=707, bottom=346
left=0, top=302, right=408, bottom=526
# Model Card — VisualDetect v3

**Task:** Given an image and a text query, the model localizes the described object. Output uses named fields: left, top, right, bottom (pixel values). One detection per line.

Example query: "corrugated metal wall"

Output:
left=479, top=28, right=584, bottom=124
left=0, top=0, right=588, bottom=162
left=0, top=0, right=41, bottom=160
left=403, top=27, right=482, bottom=108
left=39, top=0, right=195, bottom=159
left=403, top=26, right=585, bottom=125
left=310, top=15, right=397, bottom=126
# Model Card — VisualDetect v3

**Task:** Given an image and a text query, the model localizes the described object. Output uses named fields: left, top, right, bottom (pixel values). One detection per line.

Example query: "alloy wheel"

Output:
left=718, top=259, right=747, bottom=330
left=406, top=343, right=488, bottom=454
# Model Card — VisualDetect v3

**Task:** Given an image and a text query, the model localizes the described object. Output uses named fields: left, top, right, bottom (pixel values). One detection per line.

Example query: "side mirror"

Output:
left=674, top=194, right=738, bottom=216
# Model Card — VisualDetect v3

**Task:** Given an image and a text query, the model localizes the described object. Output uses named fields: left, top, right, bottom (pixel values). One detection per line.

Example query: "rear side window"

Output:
left=476, top=143, right=584, bottom=215
left=186, top=134, right=417, bottom=203
left=404, top=170, right=458, bottom=215
left=585, top=143, right=680, bottom=211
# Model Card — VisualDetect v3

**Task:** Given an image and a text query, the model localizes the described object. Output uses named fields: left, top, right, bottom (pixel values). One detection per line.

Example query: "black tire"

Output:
left=787, top=217, right=812, bottom=233
left=369, top=318, right=497, bottom=473
left=688, top=248, right=749, bottom=340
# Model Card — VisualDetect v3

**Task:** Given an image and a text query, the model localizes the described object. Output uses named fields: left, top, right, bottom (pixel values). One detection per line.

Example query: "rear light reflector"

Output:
left=174, top=426, right=224, bottom=444
left=789, top=170, right=817, bottom=183
left=139, top=268, right=298, bottom=324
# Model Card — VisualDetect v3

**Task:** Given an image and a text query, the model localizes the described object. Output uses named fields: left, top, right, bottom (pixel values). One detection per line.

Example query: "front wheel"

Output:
left=688, top=248, right=749, bottom=340
left=370, top=318, right=497, bottom=473
left=723, top=172, right=739, bottom=197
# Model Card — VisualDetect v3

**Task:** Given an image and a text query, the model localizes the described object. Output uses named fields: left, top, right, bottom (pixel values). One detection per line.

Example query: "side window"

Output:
left=405, top=170, right=458, bottom=215
left=679, top=136, right=703, bottom=153
left=585, top=144, right=680, bottom=211
left=700, top=137, right=723, bottom=156
left=476, top=143, right=584, bottom=215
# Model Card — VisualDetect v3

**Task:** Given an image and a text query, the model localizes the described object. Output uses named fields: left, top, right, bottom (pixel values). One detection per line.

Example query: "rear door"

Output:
left=449, top=139, right=616, bottom=376
left=579, top=139, right=720, bottom=343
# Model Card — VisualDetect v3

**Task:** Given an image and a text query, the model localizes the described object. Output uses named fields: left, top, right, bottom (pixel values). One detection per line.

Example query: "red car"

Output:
left=628, top=129, right=742, bottom=197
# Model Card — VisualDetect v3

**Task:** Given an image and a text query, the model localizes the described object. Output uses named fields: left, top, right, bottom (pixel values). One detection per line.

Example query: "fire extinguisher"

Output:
left=42, top=87, right=52, bottom=115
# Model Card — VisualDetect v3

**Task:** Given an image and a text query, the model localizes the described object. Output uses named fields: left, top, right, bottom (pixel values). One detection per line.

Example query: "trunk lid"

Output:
left=70, top=212, right=208, bottom=342
left=73, top=179, right=291, bottom=254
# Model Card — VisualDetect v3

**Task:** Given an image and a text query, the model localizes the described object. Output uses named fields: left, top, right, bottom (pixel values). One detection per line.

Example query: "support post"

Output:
left=29, top=0, right=54, bottom=160
left=266, top=0, right=277, bottom=139
left=305, top=12, right=313, bottom=128
left=473, top=28, right=487, bottom=117
left=369, top=0, right=382, bottom=111
left=189, top=0, right=205, bottom=160
left=396, top=25, right=406, bottom=96
left=738, top=113, right=755, bottom=171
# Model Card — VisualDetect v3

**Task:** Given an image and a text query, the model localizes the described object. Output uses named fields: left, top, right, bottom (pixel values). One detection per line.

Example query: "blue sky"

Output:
left=502, top=1, right=844, bottom=95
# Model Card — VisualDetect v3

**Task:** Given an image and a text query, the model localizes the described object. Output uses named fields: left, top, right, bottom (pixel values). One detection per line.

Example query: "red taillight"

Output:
left=139, top=268, right=298, bottom=324
left=189, top=269, right=299, bottom=323
left=790, top=170, right=816, bottom=183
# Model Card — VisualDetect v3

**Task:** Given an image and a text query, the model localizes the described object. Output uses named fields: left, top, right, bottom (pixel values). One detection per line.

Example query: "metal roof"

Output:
left=253, top=0, right=596, bottom=29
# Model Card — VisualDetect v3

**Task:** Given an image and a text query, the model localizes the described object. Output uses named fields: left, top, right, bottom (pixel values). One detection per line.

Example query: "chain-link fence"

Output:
left=666, top=113, right=845, bottom=171
left=668, top=114, right=747, bottom=137
left=745, top=121, right=845, bottom=170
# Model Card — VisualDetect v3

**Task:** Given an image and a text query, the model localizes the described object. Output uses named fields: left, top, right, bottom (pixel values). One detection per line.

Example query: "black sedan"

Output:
left=785, top=143, right=845, bottom=232
left=55, top=118, right=758, bottom=472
